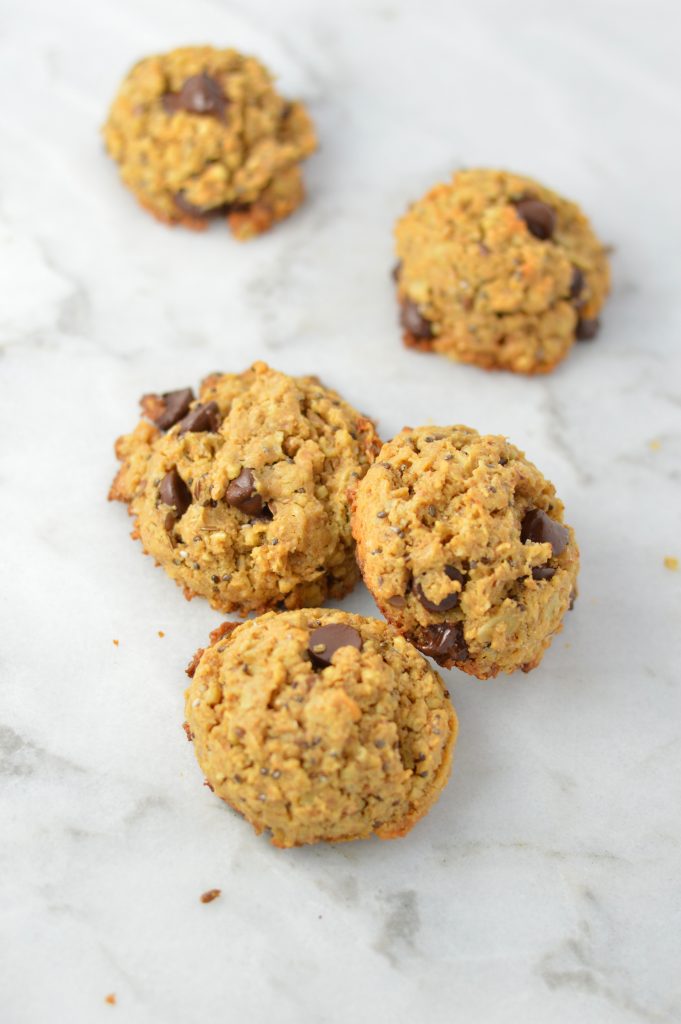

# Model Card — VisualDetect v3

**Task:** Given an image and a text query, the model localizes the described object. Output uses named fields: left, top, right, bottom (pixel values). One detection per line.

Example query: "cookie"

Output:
left=351, top=426, right=579, bottom=677
left=109, top=362, right=380, bottom=614
left=394, top=168, right=610, bottom=374
left=184, top=610, right=458, bottom=847
left=103, top=46, right=316, bottom=239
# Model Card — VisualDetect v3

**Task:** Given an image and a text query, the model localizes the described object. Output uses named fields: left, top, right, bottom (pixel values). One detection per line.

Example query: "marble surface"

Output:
left=2, top=0, right=680, bottom=1021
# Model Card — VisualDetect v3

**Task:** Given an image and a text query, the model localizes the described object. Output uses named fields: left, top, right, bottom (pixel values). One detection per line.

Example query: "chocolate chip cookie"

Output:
left=103, top=46, right=317, bottom=239
left=351, top=426, right=579, bottom=677
left=394, top=169, right=610, bottom=373
left=109, top=362, right=380, bottom=614
left=184, top=610, right=457, bottom=847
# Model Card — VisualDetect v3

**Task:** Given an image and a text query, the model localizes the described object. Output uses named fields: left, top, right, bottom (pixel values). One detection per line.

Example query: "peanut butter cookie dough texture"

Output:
left=351, top=425, right=579, bottom=678
left=394, top=168, right=610, bottom=374
left=110, top=362, right=380, bottom=614
left=184, top=611, right=458, bottom=848
left=103, top=46, right=317, bottom=239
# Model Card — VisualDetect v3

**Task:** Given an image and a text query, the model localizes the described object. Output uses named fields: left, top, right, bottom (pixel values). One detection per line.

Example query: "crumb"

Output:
left=649, top=438, right=662, bottom=451
left=112, top=640, right=119, bottom=647
left=664, top=556, right=679, bottom=571
left=158, top=630, right=165, bottom=638
left=105, top=993, right=116, bottom=1005
left=200, top=889, right=221, bottom=904
left=183, top=722, right=194, bottom=742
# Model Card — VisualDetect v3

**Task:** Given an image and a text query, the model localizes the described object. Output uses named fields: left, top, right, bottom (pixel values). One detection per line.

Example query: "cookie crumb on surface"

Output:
left=158, top=630, right=165, bottom=637
left=112, top=639, right=119, bottom=647
left=649, top=438, right=662, bottom=451
left=664, top=556, right=679, bottom=571
left=200, top=889, right=221, bottom=904
left=105, top=993, right=116, bottom=1005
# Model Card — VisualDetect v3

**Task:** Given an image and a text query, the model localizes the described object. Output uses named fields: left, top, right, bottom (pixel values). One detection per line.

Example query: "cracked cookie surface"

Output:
left=184, top=610, right=457, bottom=847
left=110, top=362, right=380, bottom=614
left=351, top=426, right=579, bottom=678
left=103, top=46, right=317, bottom=239
left=395, top=168, right=610, bottom=373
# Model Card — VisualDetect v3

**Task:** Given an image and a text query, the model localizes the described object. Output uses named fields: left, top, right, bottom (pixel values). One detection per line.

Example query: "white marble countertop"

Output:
left=2, top=1, right=680, bottom=1021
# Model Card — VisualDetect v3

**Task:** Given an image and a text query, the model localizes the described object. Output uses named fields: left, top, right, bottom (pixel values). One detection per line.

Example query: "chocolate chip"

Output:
left=391, top=261, right=402, bottom=282
left=418, top=622, right=469, bottom=664
left=413, top=566, right=466, bottom=613
left=400, top=299, right=433, bottom=339
left=159, top=468, right=191, bottom=517
left=576, top=317, right=600, bottom=341
left=163, top=73, right=228, bottom=120
left=308, top=624, right=362, bottom=669
left=531, top=565, right=556, bottom=581
left=387, top=595, right=406, bottom=608
left=173, top=191, right=211, bottom=219
left=178, top=402, right=221, bottom=436
left=174, top=191, right=235, bottom=219
left=521, top=508, right=569, bottom=556
left=225, top=468, right=271, bottom=519
left=153, top=388, right=194, bottom=431
left=515, top=199, right=556, bottom=241
left=569, top=266, right=585, bottom=301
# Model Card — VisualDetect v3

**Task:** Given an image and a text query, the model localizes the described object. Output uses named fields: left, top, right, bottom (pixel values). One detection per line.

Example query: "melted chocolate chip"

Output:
left=225, top=468, right=271, bottom=519
left=569, top=267, right=585, bottom=302
left=387, top=595, right=406, bottom=608
left=521, top=509, right=569, bottom=556
left=531, top=565, right=556, bottom=581
left=400, top=299, right=433, bottom=339
left=173, top=191, right=235, bottom=220
left=413, top=566, right=466, bottom=612
left=153, top=388, right=195, bottom=431
left=159, top=467, right=191, bottom=517
left=418, top=622, right=469, bottom=664
left=163, top=73, right=228, bottom=120
left=173, top=192, right=211, bottom=219
left=576, top=317, right=600, bottom=341
left=515, top=199, right=556, bottom=240
left=308, top=624, right=362, bottom=669
left=178, top=402, right=221, bottom=436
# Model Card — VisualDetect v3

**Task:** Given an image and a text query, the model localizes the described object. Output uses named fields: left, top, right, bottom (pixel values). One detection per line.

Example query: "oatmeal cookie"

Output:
left=351, top=426, right=579, bottom=677
left=103, top=46, right=316, bottom=239
left=110, top=362, right=380, bottom=614
left=394, top=168, right=610, bottom=373
left=184, top=610, right=457, bottom=847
